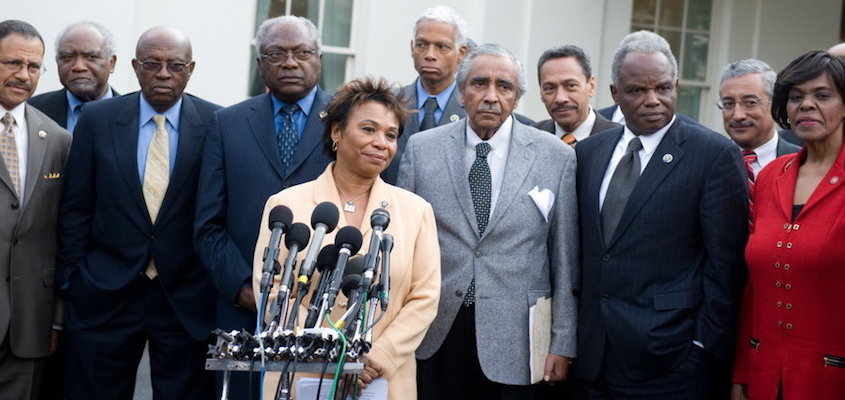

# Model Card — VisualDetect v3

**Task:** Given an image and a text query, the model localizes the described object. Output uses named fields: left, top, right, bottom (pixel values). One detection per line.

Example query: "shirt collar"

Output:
left=555, top=107, right=596, bottom=141
left=416, top=78, right=457, bottom=112
left=139, top=94, right=182, bottom=131
left=1, top=102, right=26, bottom=130
left=465, top=115, right=513, bottom=158
left=271, top=86, right=318, bottom=116
left=622, top=114, right=676, bottom=158
left=750, top=129, right=779, bottom=164
left=66, top=87, right=116, bottom=110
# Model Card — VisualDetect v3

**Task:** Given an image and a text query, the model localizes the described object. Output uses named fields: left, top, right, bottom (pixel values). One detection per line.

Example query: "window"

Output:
left=251, top=0, right=355, bottom=96
left=631, top=0, right=713, bottom=121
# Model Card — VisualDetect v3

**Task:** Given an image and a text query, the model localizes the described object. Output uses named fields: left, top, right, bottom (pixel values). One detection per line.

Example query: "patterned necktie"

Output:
left=464, top=142, right=492, bottom=306
left=142, top=114, right=170, bottom=279
left=0, top=112, right=20, bottom=197
left=742, top=149, right=757, bottom=230
left=420, top=97, right=438, bottom=131
left=601, top=137, right=642, bottom=246
left=278, top=103, right=300, bottom=175
left=561, top=133, right=577, bottom=147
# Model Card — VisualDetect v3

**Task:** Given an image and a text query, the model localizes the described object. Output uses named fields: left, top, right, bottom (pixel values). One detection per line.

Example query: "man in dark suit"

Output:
left=58, top=26, right=218, bottom=399
left=194, top=15, right=332, bottom=399
left=0, top=20, right=71, bottom=400
left=534, top=45, right=619, bottom=146
left=574, top=31, right=748, bottom=399
left=29, top=21, right=118, bottom=132
left=719, top=59, right=800, bottom=178
left=382, top=6, right=468, bottom=184
left=400, top=43, right=577, bottom=399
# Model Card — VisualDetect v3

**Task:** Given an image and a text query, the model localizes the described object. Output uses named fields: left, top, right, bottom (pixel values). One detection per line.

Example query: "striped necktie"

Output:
left=142, top=114, right=170, bottom=279
left=742, top=150, right=757, bottom=230
left=0, top=112, right=20, bottom=197
left=561, top=133, right=577, bottom=147
left=278, top=103, right=300, bottom=175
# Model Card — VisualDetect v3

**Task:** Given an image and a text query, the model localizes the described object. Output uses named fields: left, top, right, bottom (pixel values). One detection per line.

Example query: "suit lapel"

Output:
left=794, top=146, right=845, bottom=219
left=774, top=155, right=799, bottom=222
left=484, top=121, right=534, bottom=237
left=439, top=87, right=465, bottom=125
left=403, top=83, right=420, bottom=134
left=109, top=93, right=148, bottom=217
left=288, top=88, right=330, bottom=179
left=584, top=128, right=623, bottom=244
left=445, top=121, right=479, bottom=235
left=157, top=96, right=203, bottom=220
left=247, top=94, right=285, bottom=180
left=607, top=120, right=686, bottom=247
left=22, top=105, right=50, bottom=207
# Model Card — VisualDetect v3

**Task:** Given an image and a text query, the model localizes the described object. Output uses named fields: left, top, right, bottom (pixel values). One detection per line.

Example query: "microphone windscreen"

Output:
left=370, top=208, right=390, bottom=230
left=268, top=205, right=293, bottom=231
left=334, top=226, right=363, bottom=254
left=311, top=202, right=340, bottom=232
left=343, top=255, right=366, bottom=278
left=285, top=222, right=311, bottom=251
left=316, top=244, right=338, bottom=272
left=340, top=273, right=362, bottom=298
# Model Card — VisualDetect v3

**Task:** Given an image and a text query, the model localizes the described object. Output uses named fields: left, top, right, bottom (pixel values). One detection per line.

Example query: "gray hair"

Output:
left=611, top=30, right=678, bottom=86
left=56, top=21, right=116, bottom=58
left=254, top=15, right=321, bottom=54
left=413, top=6, right=468, bottom=48
left=719, top=59, right=776, bottom=98
left=456, top=43, right=527, bottom=100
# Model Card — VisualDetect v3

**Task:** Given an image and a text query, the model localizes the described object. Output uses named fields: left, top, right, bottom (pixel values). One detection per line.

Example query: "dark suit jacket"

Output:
left=776, top=136, right=801, bottom=156
left=0, top=105, right=70, bottom=358
left=194, top=90, right=332, bottom=331
left=57, top=92, right=219, bottom=340
left=29, top=88, right=119, bottom=129
left=574, top=118, right=748, bottom=381
left=778, top=129, right=803, bottom=147
left=533, top=109, right=620, bottom=138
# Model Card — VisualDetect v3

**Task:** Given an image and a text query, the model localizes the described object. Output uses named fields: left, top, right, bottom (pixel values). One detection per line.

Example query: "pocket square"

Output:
left=528, top=186, right=554, bottom=223
left=43, top=172, right=61, bottom=179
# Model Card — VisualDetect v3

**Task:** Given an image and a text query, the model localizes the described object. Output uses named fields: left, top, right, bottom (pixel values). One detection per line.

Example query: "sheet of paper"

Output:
left=295, top=376, right=388, bottom=399
left=528, top=296, right=552, bottom=384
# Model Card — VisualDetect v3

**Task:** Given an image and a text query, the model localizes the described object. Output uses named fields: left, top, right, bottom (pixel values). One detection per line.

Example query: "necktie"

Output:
left=464, top=142, right=492, bottom=306
left=142, top=114, right=170, bottom=279
left=420, top=97, right=438, bottom=131
left=68, top=104, right=83, bottom=133
left=742, top=149, right=757, bottom=230
left=561, top=133, right=577, bottom=147
left=601, top=137, right=642, bottom=246
left=278, top=103, right=300, bottom=175
left=0, top=112, right=20, bottom=197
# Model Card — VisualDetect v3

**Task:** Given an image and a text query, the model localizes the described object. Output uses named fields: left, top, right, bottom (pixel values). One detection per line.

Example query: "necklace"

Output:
left=336, top=185, right=370, bottom=213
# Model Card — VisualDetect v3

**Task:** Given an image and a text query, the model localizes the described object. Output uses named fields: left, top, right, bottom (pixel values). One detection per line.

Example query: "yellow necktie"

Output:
left=142, top=114, right=169, bottom=279
left=0, top=112, right=20, bottom=197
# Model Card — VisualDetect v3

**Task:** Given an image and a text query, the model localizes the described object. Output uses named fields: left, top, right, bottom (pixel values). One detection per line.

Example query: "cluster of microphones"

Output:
left=209, top=202, right=393, bottom=373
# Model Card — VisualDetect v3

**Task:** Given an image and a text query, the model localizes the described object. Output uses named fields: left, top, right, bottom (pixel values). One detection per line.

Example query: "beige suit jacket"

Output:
left=252, top=163, right=441, bottom=399
left=0, top=104, right=71, bottom=358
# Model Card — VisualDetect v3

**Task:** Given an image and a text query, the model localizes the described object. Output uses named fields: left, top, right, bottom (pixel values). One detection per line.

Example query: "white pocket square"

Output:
left=528, top=186, right=554, bottom=223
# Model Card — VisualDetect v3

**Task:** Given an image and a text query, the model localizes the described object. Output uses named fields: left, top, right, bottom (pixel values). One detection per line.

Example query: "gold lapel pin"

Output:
left=38, top=130, right=47, bottom=138
left=662, top=153, right=673, bottom=163
left=450, top=114, right=460, bottom=122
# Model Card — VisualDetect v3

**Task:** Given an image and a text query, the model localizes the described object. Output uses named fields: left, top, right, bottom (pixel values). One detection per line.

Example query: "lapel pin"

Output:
left=450, top=114, right=460, bottom=122
left=831, top=176, right=840, bottom=185
left=662, top=153, right=673, bottom=163
left=38, top=130, right=47, bottom=138
left=380, top=200, right=389, bottom=208
left=319, top=111, right=327, bottom=119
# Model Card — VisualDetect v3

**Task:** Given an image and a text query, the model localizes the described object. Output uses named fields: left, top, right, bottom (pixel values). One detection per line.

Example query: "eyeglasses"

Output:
left=260, top=49, right=317, bottom=65
left=138, top=61, right=191, bottom=73
left=716, top=98, right=764, bottom=112
left=0, top=59, right=46, bottom=75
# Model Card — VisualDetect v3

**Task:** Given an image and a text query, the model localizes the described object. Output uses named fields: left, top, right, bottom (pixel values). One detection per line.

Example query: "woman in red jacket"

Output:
left=732, top=50, right=845, bottom=399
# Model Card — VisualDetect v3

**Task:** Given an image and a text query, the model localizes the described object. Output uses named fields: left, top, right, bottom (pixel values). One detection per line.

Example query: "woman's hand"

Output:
left=731, top=383, right=748, bottom=400
left=357, top=358, right=384, bottom=390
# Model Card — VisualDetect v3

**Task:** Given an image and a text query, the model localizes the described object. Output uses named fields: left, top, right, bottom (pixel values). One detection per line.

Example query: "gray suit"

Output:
left=397, top=118, right=577, bottom=385
left=0, top=105, right=71, bottom=397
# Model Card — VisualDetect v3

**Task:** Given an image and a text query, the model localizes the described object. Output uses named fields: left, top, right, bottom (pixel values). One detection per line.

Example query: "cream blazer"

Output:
left=252, top=163, right=440, bottom=399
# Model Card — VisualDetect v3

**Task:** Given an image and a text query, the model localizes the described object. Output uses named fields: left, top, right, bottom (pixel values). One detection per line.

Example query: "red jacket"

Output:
left=733, top=144, right=845, bottom=399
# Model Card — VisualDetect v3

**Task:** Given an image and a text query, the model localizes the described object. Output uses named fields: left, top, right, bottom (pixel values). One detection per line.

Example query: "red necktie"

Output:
left=742, top=150, right=757, bottom=231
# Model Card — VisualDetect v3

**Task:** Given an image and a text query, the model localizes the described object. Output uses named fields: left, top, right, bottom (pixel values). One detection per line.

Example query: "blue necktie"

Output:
left=278, top=103, right=300, bottom=174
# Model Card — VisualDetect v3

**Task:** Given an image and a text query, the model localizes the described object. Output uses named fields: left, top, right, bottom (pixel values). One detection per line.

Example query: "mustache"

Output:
left=5, top=80, right=31, bottom=91
left=551, top=104, right=578, bottom=113
left=476, top=103, right=500, bottom=113
left=728, top=120, right=756, bottom=128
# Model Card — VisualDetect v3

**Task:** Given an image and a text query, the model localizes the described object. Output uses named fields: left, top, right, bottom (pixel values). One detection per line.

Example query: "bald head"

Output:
left=829, top=42, right=845, bottom=57
left=132, top=26, right=195, bottom=112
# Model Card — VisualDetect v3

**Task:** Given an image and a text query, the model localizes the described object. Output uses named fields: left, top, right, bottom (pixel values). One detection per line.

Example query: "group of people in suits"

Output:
left=3, top=2, right=845, bottom=399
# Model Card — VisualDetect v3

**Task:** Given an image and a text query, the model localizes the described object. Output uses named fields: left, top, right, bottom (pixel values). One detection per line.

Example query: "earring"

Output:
left=787, top=118, right=791, bottom=124
left=332, top=141, right=338, bottom=152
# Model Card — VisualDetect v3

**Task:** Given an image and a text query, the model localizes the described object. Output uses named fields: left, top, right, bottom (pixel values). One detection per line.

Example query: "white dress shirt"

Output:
left=554, top=107, right=597, bottom=142
left=748, top=130, right=780, bottom=177
left=1, top=103, right=29, bottom=202
left=598, top=115, right=676, bottom=209
left=465, top=116, right=513, bottom=215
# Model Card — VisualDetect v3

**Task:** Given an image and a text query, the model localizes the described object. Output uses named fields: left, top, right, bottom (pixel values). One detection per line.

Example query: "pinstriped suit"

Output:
left=574, top=119, right=748, bottom=393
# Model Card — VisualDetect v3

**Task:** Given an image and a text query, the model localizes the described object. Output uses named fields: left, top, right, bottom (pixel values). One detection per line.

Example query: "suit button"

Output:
left=774, top=262, right=780, bottom=269
left=776, top=301, right=782, bottom=307
left=785, top=283, right=792, bottom=290
left=775, top=281, right=782, bottom=288
left=785, top=303, right=792, bottom=310
left=455, top=290, right=463, bottom=297
left=777, top=321, right=782, bottom=327
left=786, top=323, right=793, bottom=330
left=475, top=251, right=481, bottom=257
left=10, top=201, right=18, bottom=209
left=600, top=294, right=609, bottom=301
left=784, top=264, right=791, bottom=270
left=601, top=254, right=610, bottom=262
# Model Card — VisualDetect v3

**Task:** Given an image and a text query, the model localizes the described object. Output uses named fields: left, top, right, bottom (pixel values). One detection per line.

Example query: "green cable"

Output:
left=326, top=314, right=347, bottom=399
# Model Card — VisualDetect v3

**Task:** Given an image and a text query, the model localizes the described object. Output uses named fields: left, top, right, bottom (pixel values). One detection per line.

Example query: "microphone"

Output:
left=296, top=202, right=340, bottom=286
left=269, top=222, right=310, bottom=330
left=360, top=209, right=390, bottom=290
left=338, top=256, right=368, bottom=334
left=324, top=226, right=364, bottom=315
left=259, top=206, right=293, bottom=294
left=302, top=244, right=339, bottom=329
left=378, top=233, right=394, bottom=310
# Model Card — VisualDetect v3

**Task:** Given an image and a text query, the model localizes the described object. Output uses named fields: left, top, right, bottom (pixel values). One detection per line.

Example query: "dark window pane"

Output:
left=633, top=0, right=657, bottom=26
left=687, top=0, right=712, bottom=31
left=323, top=0, right=354, bottom=47
left=320, top=53, right=348, bottom=94
left=682, top=33, right=709, bottom=81
left=677, top=86, right=701, bottom=121
left=658, top=0, right=684, bottom=28
left=656, top=28, right=682, bottom=60
left=291, top=0, right=318, bottom=21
